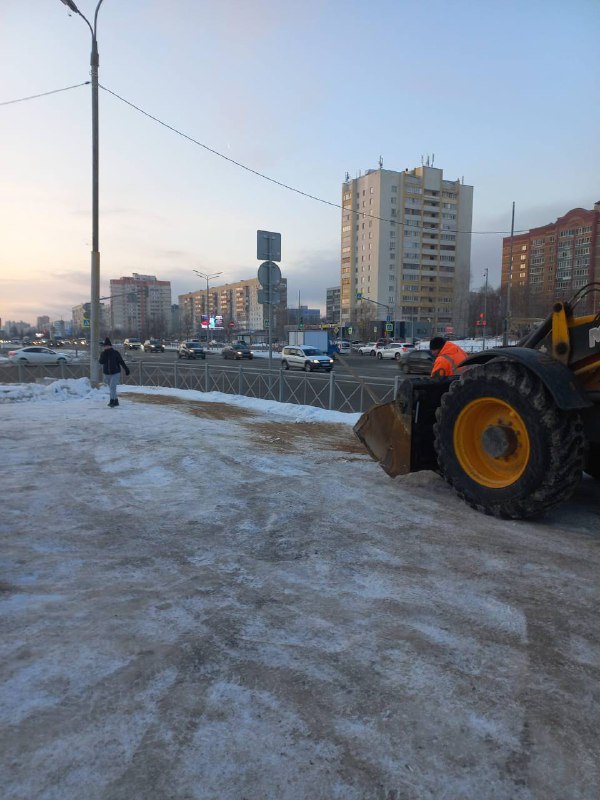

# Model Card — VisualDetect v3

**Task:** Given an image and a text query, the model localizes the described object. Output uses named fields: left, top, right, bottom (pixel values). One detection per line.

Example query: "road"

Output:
left=123, top=348, right=403, bottom=381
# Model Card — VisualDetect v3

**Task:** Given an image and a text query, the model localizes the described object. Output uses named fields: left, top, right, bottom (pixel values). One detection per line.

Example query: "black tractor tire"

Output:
left=434, top=361, right=586, bottom=519
left=584, top=443, right=600, bottom=480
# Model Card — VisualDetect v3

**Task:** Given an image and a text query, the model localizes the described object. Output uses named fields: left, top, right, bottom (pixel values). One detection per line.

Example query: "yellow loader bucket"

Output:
left=353, top=400, right=413, bottom=477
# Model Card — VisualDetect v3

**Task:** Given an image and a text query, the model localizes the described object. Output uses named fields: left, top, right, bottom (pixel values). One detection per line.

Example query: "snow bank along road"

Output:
left=1, top=380, right=599, bottom=800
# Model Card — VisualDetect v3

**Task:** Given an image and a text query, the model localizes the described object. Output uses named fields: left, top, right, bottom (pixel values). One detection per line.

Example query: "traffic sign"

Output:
left=385, top=323, right=393, bottom=332
left=263, top=319, right=270, bottom=328
left=356, top=292, right=363, bottom=300
left=258, top=288, right=281, bottom=305
left=82, top=319, right=90, bottom=327
left=257, top=260, right=282, bottom=289
left=257, top=230, right=281, bottom=262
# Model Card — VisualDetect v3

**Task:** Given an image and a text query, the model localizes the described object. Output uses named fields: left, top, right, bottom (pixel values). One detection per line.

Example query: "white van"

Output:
left=336, top=340, right=351, bottom=354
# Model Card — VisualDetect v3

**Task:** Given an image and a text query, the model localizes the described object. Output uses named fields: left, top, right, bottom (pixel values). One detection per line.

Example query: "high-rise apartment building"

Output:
left=36, top=316, right=50, bottom=331
left=326, top=287, right=341, bottom=324
left=110, top=274, right=172, bottom=338
left=341, top=164, right=473, bottom=337
left=178, top=277, right=287, bottom=339
left=501, top=202, right=600, bottom=318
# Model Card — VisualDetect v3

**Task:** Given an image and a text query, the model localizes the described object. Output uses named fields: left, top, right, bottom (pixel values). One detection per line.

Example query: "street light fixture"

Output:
left=193, top=270, right=222, bottom=343
left=59, top=0, right=105, bottom=384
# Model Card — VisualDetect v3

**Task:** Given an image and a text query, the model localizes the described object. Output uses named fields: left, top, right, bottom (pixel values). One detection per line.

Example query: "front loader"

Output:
left=354, top=284, right=600, bottom=519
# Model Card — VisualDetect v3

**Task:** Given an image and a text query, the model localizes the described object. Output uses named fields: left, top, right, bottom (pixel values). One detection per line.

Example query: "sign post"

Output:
left=257, top=231, right=282, bottom=373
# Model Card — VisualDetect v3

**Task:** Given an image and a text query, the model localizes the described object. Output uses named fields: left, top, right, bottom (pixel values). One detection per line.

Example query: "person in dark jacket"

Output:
left=99, top=337, right=130, bottom=407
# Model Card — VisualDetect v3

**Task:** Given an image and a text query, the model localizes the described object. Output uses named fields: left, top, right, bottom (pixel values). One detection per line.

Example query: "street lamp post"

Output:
left=482, top=267, right=489, bottom=351
left=503, top=201, right=515, bottom=347
left=60, top=0, right=105, bottom=384
left=193, top=270, right=222, bottom=343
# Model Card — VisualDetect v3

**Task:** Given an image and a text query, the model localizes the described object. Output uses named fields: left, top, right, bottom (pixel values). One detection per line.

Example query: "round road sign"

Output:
left=257, top=261, right=282, bottom=289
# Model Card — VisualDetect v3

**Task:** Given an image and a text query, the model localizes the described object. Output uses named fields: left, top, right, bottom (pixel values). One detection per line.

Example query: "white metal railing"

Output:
left=2, top=360, right=397, bottom=413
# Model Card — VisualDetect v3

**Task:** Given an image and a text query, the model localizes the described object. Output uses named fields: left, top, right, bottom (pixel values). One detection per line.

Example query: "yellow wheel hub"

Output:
left=453, top=397, right=531, bottom=489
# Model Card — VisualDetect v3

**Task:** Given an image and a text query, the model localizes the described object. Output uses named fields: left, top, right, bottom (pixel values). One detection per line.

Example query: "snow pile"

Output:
left=0, top=377, right=95, bottom=403
left=0, top=379, right=361, bottom=425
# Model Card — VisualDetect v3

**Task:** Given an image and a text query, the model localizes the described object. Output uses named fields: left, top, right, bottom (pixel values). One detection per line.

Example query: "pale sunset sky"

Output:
left=1, top=0, right=598, bottom=324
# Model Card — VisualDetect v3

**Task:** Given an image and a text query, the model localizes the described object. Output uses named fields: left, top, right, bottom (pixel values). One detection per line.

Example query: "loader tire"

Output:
left=434, top=361, right=585, bottom=519
left=584, top=444, right=600, bottom=480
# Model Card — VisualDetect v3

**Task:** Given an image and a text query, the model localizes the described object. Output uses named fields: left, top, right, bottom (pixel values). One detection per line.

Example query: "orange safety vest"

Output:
left=431, top=342, right=468, bottom=378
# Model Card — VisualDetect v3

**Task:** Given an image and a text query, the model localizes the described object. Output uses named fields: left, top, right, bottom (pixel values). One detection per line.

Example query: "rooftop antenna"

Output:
left=426, top=154, right=430, bottom=167
left=431, top=153, right=435, bottom=166
left=421, top=155, right=424, bottom=165
left=378, top=155, right=383, bottom=169
left=345, top=171, right=350, bottom=182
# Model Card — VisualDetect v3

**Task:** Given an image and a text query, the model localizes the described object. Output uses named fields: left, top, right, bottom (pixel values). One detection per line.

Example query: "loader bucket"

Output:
left=353, top=400, right=413, bottom=477
left=353, top=377, right=455, bottom=477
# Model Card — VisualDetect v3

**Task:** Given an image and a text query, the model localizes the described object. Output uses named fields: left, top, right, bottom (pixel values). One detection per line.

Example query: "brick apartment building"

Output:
left=501, top=202, right=600, bottom=318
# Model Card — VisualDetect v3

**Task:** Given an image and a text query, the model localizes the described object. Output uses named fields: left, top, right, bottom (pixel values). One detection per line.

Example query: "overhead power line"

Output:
left=0, top=81, right=90, bottom=106
left=99, top=84, right=524, bottom=236
left=2, top=79, right=526, bottom=236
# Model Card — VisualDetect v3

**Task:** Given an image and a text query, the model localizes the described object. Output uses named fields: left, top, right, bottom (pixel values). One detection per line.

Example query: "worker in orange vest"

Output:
left=429, top=336, right=468, bottom=378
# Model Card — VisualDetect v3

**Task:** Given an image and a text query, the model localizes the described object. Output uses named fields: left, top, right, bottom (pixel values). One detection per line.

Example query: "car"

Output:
left=8, top=346, right=70, bottom=365
left=123, top=337, right=142, bottom=350
left=350, top=341, right=364, bottom=352
left=222, top=342, right=253, bottom=360
left=280, top=345, right=334, bottom=372
left=178, top=342, right=206, bottom=359
left=336, top=340, right=352, bottom=355
left=376, top=342, right=411, bottom=360
left=397, top=349, right=435, bottom=374
left=142, top=339, right=165, bottom=353
left=357, top=342, right=378, bottom=356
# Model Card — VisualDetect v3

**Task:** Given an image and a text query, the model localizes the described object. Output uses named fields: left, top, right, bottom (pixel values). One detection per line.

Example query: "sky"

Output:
left=1, top=0, right=599, bottom=325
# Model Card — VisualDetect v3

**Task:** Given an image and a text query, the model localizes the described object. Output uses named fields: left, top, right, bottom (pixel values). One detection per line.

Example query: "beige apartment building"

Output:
left=110, top=274, right=172, bottom=339
left=341, top=164, right=473, bottom=337
left=178, top=277, right=287, bottom=339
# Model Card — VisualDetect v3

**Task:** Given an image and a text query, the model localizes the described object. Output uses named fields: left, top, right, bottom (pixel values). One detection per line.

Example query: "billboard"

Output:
left=200, top=315, right=224, bottom=329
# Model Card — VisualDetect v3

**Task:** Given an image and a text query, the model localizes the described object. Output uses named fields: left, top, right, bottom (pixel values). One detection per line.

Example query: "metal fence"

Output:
left=2, top=360, right=398, bottom=413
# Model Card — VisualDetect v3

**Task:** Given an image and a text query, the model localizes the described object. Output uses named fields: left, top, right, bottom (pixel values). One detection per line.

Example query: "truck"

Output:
left=288, top=330, right=338, bottom=357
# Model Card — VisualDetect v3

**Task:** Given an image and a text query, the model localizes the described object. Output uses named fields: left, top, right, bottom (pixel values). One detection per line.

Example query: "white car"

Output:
left=376, top=343, right=411, bottom=360
left=8, top=346, right=70, bottom=365
left=357, top=342, right=378, bottom=356
left=280, top=345, right=334, bottom=372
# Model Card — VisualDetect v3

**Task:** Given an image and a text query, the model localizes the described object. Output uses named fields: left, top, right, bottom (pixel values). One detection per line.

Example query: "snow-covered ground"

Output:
left=2, top=379, right=599, bottom=800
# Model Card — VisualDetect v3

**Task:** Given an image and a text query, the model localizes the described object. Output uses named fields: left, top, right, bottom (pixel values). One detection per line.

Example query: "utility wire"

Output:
left=2, top=79, right=525, bottom=236
left=0, top=81, right=90, bottom=106
left=100, top=83, right=524, bottom=236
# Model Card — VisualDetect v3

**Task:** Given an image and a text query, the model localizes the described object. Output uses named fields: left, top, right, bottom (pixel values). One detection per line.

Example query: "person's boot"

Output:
left=108, top=399, right=115, bottom=407
left=113, top=398, right=119, bottom=407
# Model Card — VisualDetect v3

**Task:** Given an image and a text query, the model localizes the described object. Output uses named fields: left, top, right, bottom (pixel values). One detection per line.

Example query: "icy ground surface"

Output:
left=1, top=379, right=599, bottom=800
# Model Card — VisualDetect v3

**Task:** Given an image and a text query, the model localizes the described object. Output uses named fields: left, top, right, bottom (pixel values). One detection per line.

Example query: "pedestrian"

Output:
left=429, top=336, right=468, bottom=378
left=99, top=337, right=130, bottom=407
